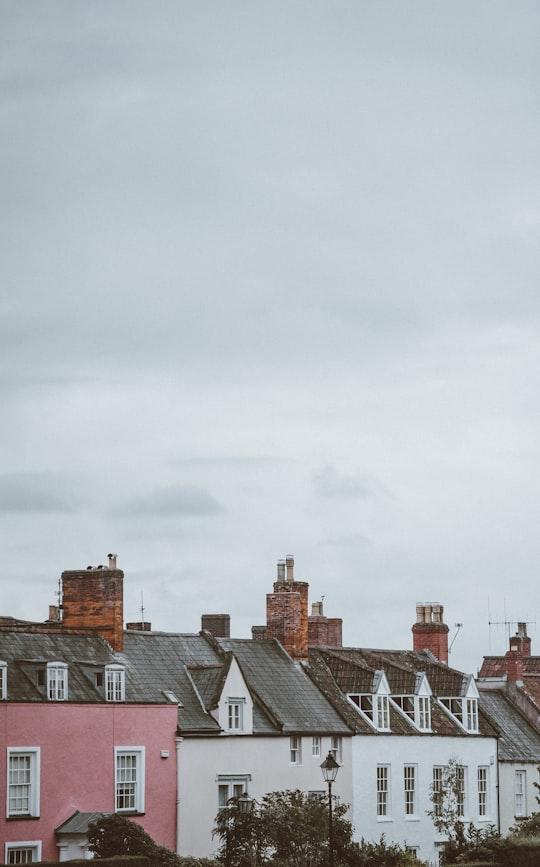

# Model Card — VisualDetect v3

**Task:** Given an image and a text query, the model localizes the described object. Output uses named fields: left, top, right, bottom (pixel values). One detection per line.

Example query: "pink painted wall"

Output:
left=0, top=703, right=178, bottom=862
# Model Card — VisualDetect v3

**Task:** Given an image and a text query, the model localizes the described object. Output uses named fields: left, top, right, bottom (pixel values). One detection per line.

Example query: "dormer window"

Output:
left=466, top=698, right=478, bottom=732
left=227, top=698, right=245, bottom=732
left=0, top=661, right=6, bottom=700
left=47, top=662, right=68, bottom=701
left=105, top=665, right=125, bottom=702
left=439, top=697, right=479, bottom=733
left=418, top=695, right=431, bottom=729
left=393, top=695, right=431, bottom=731
left=349, top=694, right=390, bottom=731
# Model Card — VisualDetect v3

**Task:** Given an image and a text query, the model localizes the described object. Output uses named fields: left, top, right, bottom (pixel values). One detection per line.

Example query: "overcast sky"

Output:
left=2, top=1, right=539, bottom=674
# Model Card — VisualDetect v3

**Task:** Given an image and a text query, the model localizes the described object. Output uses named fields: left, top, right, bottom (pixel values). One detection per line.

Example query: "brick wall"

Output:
left=61, top=568, right=124, bottom=651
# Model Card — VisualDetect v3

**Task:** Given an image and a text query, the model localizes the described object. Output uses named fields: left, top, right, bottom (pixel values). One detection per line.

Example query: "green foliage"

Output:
left=350, top=836, right=426, bottom=866
left=427, top=756, right=467, bottom=841
left=508, top=810, right=540, bottom=839
left=177, top=859, right=219, bottom=867
left=213, top=791, right=425, bottom=867
left=86, top=814, right=203, bottom=867
left=213, top=789, right=356, bottom=867
left=438, top=822, right=499, bottom=864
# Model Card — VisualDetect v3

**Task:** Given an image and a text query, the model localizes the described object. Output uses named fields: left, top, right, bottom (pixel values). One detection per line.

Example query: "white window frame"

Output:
left=348, top=693, right=390, bottom=731
left=290, top=736, right=301, bottom=765
left=377, top=765, right=390, bottom=818
left=227, top=698, right=245, bottom=732
left=404, top=764, right=417, bottom=817
left=217, top=775, right=251, bottom=809
left=432, top=766, right=443, bottom=817
left=465, top=698, right=479, bottom=733
left=478, top=766, right=489, bottom=817
left=115, top=747, right=145, bottom=814
left=312, top=736, right=321, bottom=758
left=7, top=748, right=40, bottom=818
left=417, top=695, right=431, bottom=730
left=5, top=842, right=42, bottom=864
left=330, top=736, right=341, bottom=763
left=375, top=695, right=390, bottom=730
left=106, top=666, right=125, bottom=702
left=515, top=770, right=526, bottom=817
left=0, top=662, right=6, bottom=700
left=456, top=765, right=466, bottom=817
left=47, top=662, right=68, bottom=701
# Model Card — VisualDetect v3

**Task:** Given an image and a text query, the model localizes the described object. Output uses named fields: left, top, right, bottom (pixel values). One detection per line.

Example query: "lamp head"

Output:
left=320, top=751, right=340, bottom=783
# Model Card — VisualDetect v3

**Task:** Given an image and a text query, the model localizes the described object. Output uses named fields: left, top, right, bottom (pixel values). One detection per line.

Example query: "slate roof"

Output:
left=217, top=637, right=353, bottom=735
left=308, top=646, right=498, bottom=738
left=55, top=811, right=111, bottom=835
left=122, top=632, right=222, bottom=733
left=478, top=690, right=540, bottom=761
left=0, top=632, right=126, bottom=703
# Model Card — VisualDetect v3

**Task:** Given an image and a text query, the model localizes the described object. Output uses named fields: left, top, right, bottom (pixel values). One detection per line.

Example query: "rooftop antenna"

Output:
left=140, top=592, right=145, bottom=626
left=488, top=605, right=536, bottom=653
left=449, top=623, right=462, bottom=655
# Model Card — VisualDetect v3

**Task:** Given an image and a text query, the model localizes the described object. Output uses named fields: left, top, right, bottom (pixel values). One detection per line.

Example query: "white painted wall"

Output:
left=498, top=762, right=540, bottom=835
left=351, top=734, right=498, bottom=867
left=176, top=734, right=353, bottom=857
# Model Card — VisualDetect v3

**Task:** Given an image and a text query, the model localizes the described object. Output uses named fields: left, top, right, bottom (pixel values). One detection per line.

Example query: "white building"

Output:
left=308, top=643, right=499, bottom=866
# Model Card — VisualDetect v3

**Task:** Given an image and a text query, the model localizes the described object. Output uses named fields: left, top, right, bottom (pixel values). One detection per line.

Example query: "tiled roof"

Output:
left=478, top=656, right=540, bottom=679
left=478, top=690, right=540, bottom=761
left=308, top=646, right=498, bottom=738
left=217, top=638, right=353, bottom=735
left=0, top=631, right=121, bottom=702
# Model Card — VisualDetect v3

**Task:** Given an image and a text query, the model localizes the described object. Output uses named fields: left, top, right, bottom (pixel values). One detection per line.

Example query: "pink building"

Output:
left=0, top=607, right=178, bottom=862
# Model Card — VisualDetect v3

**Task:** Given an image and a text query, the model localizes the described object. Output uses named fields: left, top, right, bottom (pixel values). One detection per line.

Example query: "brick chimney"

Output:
left=201, top=614, right=230, bottom=638
left=61, top=554, right=124, bottom=651
left=308, top=600, right=343, bottom=647
left=505, top=650, right=524, bottom=683
left=266, top=556, right=309, bottom=662
left=412, top=602, right=449, bottom=665
left=509, top=622, right=531, bottom=657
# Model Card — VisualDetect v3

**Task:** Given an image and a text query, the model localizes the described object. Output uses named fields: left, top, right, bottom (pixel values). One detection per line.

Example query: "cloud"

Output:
left=313, top=466, right=390, bottom=501
left=0, top=473, right=81, bottom=513
left=116, top=485, right=225, bottom=519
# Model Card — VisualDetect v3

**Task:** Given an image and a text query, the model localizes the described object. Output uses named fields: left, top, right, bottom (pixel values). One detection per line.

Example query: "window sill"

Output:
left=7, top=814, right=40, bottom=821
left=116, top=811, right=145, bottom=817
left=376, top=817, right=393, bottom=823
left=404, top=816, right=420, bottom=821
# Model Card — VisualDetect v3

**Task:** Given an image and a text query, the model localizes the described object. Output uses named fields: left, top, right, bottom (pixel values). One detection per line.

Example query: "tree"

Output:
left=87, top=813, right=216, bottom=867
left=427, top=756, right=466, bottom=841
left=213, top=790, right=356, bottom=867
left=213, top=791, right=424, bottom=867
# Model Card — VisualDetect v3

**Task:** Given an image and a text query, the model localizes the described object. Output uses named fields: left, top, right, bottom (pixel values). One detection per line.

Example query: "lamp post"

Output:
left=320, top=751, right=340, bottom=867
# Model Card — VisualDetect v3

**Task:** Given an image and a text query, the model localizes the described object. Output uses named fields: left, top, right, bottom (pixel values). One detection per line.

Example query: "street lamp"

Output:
left=237, top=792, right=255, bottom=814
left=320, top=751, right=340, bottom=867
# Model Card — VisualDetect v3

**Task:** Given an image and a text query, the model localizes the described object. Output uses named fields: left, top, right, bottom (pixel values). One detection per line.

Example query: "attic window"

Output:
left=227, top=698, right=245, bottom=732
left=105, top=665, right=125, bottom=702
left=47, top=662, right=68, bottom=701
left=0, top=661, right=6, bottom=700
left=349, top=694, right=390, bottom=731
left=163, top=691, right=180, bottom=704
left=393, top=695, right=431, bottom=731
left=440, top=697, right=479, bottom=733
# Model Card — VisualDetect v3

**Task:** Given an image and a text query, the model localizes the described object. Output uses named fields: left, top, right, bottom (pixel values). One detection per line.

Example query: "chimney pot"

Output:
left=108, top=553, right=118, bottom=569
left=285, top=555, right=294, bottom=582
left=277, top=560, right=286, bottom=581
